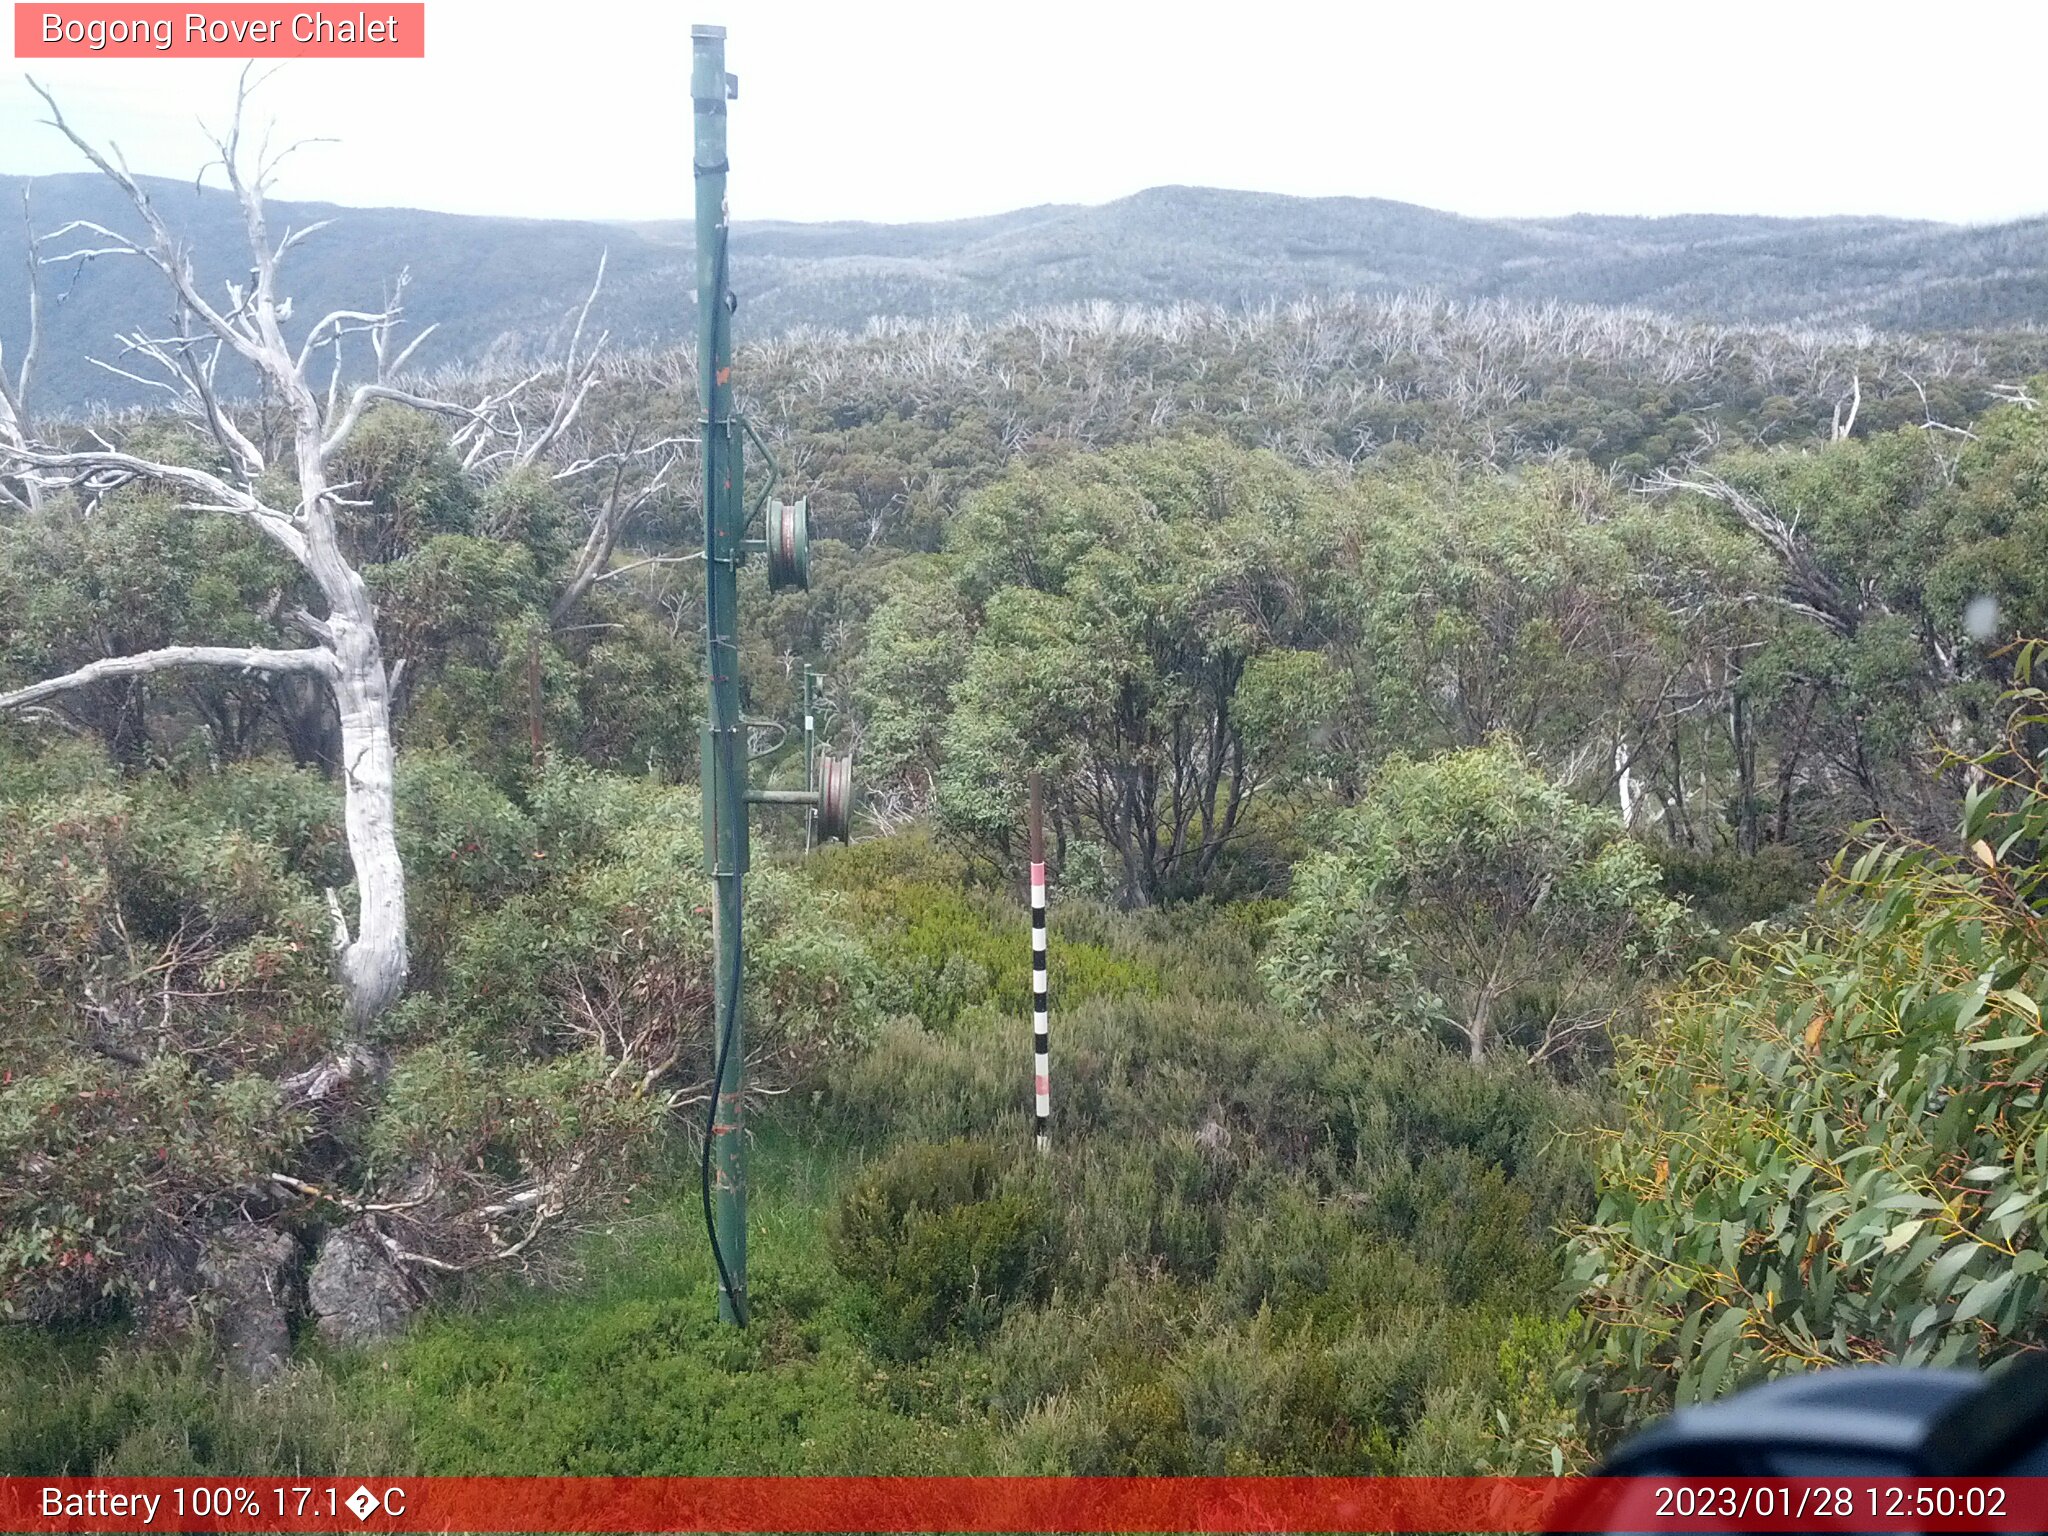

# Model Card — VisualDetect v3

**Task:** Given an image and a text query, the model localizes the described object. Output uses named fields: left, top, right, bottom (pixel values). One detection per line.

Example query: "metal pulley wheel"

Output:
left=765, top=497, right=810, bottom=593
left=814, top=751, right=854, bottom=844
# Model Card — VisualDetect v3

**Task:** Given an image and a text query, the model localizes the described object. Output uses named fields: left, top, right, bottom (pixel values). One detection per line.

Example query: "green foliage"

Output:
left=0, top=750, right=336, bottom=1323
left=1932, top=392, right=2048, bottom=639
left=854, top=562, right=970, bottom=791
left=807, top=832, right=1162, bottom=1027
left=372, top=535, right=545, bottom=668
left=2, top=865, right=1596, bottom=1475
left=328, top=404, right=478, bottom=564
left=0, top=485, right=306, bottom=762
left=1653, top=842, right=1817, bottom=931
left=1267, top=743, right=1692, bottom=1063
left=0, top=1341, right=412, bottom=1476
left=934, top=437, right=1347, bottom=903
left=1571, top=677, right=2048, bottom=1430
left=418, top=762, right=880, bottom=1088
left=0, top=1059, right=300, bottom=1323
left=804, top=877, right=1596, bottom=1465
left=1234, top=648, right=1345, bottom=784
left=1392, top=1313, right=1588, bottom=1474
left=368, top=1190, right=979, bottom=1476
left=572, top=612, right=698, bottom=781
left=477, top=467, right=574, bottom=576
left=1671, top=423, right=2048, bottom=840
left=831, top=1139, right=1056, bottom=1357
left=398, top=750, right=543, bottom=896
left=1336, top=463, right=1758, bottom=774
left=21, top=236, right=2047, bottom=1480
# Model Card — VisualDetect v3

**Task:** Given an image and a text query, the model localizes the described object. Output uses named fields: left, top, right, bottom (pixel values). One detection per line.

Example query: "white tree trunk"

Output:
left=1615, top=740, right=1641, bottom=830
left=288, top=346, right=410, bottom=1023
left=325, top=585, right=408, bottom=1026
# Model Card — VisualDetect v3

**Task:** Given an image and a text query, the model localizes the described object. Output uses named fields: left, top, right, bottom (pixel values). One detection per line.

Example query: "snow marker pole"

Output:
left=1029, top=770, right=1050, bottom=1152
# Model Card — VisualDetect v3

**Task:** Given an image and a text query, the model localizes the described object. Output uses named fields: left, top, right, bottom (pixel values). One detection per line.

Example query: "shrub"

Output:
left=1057, top=1138, right=1233, bottom=1292
left=1652, top=842, right=1817, bottom=931
left=573, top=615, right=698, bottom=781
left=329, top=404, right=477, bottom=563
left=1170, top=1319, right=1371, bottom=1472
left=1209, top=1179, right=1445, bottom=1327
left=1571, top=680, right=2048, bottom=1429
left=1266, top=743, right=1692, bottom=1065
left=810, top=833, right=1162, bottom=1029
left=968, top=1270, right=1199, bottom=1425
left=0, top=1341, right=411, bottom=1476
left=0, top=755, right=335, bottom=1325
left=0, top=1060, right=300, bottom=1324
left=1383, top=1313, right=1589, bottom=1474
left=349, top=1167, right=1005, bottom=1473
left=831, top=1140, right=1056, bottom=1357
left=814, top=1015, right=1020, bottom=1145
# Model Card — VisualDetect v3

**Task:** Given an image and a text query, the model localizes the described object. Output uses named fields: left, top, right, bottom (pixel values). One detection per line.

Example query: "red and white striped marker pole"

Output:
left=1028, top=770, right=1050, bottom=1152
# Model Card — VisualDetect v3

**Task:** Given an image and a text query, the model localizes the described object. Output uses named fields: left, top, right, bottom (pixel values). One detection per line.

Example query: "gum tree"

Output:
left=1571, top=662, right=2048, bottom=1423
left=935, top=437, right=1340, bottom=904
left=1266, top=743, right=1688, bottom=1064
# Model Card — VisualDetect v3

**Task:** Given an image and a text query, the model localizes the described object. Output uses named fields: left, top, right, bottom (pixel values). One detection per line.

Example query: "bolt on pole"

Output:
left=693, top=21, right=748, bottom=1327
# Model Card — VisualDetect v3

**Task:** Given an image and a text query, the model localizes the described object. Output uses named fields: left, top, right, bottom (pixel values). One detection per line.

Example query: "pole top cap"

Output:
left=692, top=23, right=727, bottom=39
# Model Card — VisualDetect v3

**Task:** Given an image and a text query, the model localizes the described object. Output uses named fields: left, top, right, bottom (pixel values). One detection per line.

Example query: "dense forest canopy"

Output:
left=5, top=114, right=2048, bottom=1480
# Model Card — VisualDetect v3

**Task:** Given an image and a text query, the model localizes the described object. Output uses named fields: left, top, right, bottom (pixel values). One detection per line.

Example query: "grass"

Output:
left=337, top=1125, right=998, bottom=1475
left=2, top=1127, right=970, bottom=1478
left=0, top=1330, right=414, bottom=1477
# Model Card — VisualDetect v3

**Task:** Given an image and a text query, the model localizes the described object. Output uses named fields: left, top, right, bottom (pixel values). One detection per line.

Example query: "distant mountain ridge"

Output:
left=3, top=175, right=2045, bottom=414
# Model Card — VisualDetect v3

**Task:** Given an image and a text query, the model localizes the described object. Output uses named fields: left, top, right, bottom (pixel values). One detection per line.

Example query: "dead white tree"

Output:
left=1831, top=369, right=1861, bottom=441
left=0, top=76, right=575, bottom=1032
left=0, top=185, right=41, bottom=514
left=545, top=426, right=691, bottom=627
left=1646, top=463, right=1858, bottom=638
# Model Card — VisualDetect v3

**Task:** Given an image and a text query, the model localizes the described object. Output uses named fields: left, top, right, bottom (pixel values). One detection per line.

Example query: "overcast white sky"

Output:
left=1, top=0, right=2043, bottom=227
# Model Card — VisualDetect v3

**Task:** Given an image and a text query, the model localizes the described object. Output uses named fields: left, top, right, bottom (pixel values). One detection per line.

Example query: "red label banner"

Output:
left=4, top=1476, right=2048, bottom=1533
left=13, top=5, right=425, bottom=57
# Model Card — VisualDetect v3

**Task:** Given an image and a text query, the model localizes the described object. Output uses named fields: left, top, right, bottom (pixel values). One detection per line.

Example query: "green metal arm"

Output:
left=745, top=788, right=822, bottom=806
left=741, top=416, right=779, bottom=533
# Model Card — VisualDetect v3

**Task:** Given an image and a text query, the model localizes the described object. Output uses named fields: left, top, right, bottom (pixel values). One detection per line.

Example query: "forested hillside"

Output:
left=6, top=123, right=2048, bottom=1481
left=9, top=172, right=2048, bottom=413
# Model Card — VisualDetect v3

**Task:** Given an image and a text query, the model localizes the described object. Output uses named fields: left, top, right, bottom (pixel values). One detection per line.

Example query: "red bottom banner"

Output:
left=7, top=1475, right=2048, bottom=1533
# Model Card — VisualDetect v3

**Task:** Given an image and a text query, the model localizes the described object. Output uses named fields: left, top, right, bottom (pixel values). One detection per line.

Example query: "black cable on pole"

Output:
left=701, top=943, right=746, bottom=1325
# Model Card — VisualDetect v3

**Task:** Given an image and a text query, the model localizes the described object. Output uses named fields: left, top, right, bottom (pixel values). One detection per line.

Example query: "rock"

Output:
left=197, top=1224, right=299, bottom=1382
left=307, top=1227, right=415, bottom=1347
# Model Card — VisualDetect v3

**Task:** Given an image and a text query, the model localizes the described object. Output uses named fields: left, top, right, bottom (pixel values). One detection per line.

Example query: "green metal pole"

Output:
left=693, top=22, right=748, bottom=1326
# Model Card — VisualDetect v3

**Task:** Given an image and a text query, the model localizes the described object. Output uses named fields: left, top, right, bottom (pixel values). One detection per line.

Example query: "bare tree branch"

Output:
left=0, top=644, right=337, bottom=711
left=1646, top=465, right=1858, bottom=636
left=320, top=382, right=491, bottom=461
left=548, top=431, right=683, bottom=626
left=0, top=443, right=308, bottom=559
left=1831, top=369, right=1860, bottom=441
left=516, top=251, right=606, bottom=467
left=16, top=75, right=414, bottom=1028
